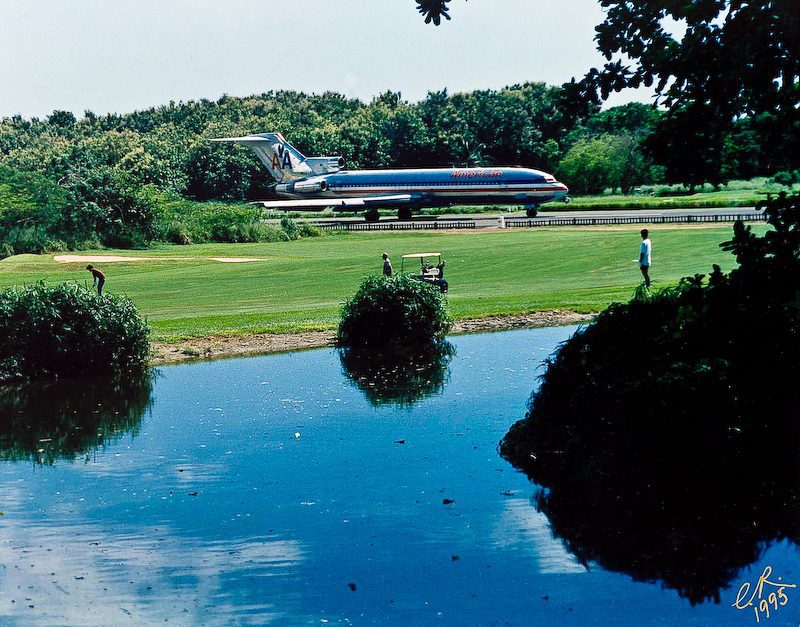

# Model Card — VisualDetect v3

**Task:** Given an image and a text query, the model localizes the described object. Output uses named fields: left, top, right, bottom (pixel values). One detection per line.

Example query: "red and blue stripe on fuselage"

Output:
left=273, top=167, right=568, bottom=208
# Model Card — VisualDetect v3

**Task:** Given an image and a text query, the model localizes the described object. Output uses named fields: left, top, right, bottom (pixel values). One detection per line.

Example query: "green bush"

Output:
left=297, top=222, right=323, bottom=238
left=337, top=274, right=451, bottom=349
left=42, top=239, right=68, bottom=253
left=0, top=166, right=70, bottom=256
left=770, top=170, right=800, bottom=186
left=186, top=204, right=262, bottom=243
left=280, top=216, right=300, bottom=240
left=146, top=188, right=325, bottom=244
left=0, top=282, right=150, bottom=382
left=277, top=217, right=322, bottom=240
left=163, top=223, right=193, bottom=245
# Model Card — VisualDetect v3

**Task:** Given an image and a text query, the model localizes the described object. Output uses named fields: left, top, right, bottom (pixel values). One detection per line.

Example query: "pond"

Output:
left=0, top=327, right=797, bottom=625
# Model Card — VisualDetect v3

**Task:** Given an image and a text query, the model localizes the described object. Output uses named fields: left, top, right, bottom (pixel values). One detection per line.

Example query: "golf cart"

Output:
left=401, top=252, right=448, bottom=293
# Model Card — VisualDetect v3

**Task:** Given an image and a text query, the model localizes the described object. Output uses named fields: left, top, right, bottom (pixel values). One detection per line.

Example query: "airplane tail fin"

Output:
left=210, top=132, right=343, bottom=183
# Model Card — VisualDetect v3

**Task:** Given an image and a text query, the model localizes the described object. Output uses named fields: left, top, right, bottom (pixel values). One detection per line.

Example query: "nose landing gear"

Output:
left=525, top=205, right=539, bottom=218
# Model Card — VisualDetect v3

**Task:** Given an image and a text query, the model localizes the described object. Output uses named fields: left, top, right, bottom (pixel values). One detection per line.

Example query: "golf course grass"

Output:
left=0, top=225, right=754, bottom=341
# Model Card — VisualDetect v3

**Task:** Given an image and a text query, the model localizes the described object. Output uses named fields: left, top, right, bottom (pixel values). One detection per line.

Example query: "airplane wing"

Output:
left=254, top=195, right=415, bottom=210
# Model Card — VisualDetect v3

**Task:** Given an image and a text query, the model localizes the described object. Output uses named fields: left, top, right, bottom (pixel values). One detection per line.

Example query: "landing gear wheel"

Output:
left=526, top=207, right=539, bottom=218
left=397, top=207, right=413, bottom=221
left=364, top=209, right=380, bottom=223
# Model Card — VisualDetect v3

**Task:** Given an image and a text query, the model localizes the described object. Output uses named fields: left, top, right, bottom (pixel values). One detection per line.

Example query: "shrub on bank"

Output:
left=337, top=274, right=451, bottom=349
left=0, top=282, right=150, bottom=382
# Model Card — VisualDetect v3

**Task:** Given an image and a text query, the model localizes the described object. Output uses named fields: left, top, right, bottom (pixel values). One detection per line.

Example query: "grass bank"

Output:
left=0, top=226, right=754, bottom=342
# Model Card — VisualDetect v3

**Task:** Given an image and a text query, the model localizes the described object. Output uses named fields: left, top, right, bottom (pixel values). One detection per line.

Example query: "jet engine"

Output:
left=293, top=179, right=329, bottom=193
left=305, top=156, right=344, bottom=174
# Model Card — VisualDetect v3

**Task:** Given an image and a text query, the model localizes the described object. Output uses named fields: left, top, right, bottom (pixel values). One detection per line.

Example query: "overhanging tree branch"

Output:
left=416, top=0, right=452, bottom=26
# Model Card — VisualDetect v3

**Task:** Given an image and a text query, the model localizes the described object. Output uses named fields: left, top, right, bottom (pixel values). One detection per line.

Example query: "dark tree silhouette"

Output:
left=417, top=0, right=800, bottom=185
left=586, top=1, right=800, bottom=116
left=418, top=0, right=799, bottom=116
left=416, top=0, right=452, bottom=25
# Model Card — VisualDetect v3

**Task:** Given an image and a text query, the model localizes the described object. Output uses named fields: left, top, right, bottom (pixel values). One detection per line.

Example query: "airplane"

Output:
left=212, top=132, right=569, bottom=222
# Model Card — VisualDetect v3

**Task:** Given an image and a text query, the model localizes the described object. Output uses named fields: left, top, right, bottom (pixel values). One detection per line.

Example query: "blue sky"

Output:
left=0, top=0, right=650, bottom=118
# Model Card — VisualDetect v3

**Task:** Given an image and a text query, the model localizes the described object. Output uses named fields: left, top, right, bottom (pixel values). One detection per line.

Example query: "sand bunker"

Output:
left=54, top=255, right=183, bottom=263
left=54, top=255, right=264, bottom=263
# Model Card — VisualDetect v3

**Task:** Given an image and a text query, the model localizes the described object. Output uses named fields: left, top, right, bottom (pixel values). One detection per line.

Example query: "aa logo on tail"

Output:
left=272, top=144, right=293, bottom=170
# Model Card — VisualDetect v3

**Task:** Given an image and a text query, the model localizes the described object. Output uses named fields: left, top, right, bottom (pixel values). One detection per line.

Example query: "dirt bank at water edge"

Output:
left=151, top=310, right=595, bottom=365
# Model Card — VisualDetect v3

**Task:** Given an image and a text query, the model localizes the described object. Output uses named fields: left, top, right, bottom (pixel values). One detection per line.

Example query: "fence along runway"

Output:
left=313, top=210, right=765, bottom=231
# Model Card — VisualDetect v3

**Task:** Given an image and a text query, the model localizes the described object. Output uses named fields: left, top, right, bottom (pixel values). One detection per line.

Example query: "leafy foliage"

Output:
left=0, top=282, right=150, bottom=382
left=337, top=274, right=452, bottom=349
left=146, top=187, right=314, bottom=244
left=0, top=166, right=70, bottom=255
left=558, top=134, right=650, bottom=194
left=561, top=103, right=660, bottom=193
left=580, top=0, right=799, bottom=186
left=418, top=1, right=800, bottom=187
left=588, top=1, right=799, bottom=114
left=500, top=192, right=800, bottom=603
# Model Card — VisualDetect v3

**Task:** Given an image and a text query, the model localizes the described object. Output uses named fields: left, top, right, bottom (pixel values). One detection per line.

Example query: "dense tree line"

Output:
left=0, top=84, right=589, bottom=253
left=0, top=84, right=794, bottom=254
left=0, top=84, right=581, bottom=201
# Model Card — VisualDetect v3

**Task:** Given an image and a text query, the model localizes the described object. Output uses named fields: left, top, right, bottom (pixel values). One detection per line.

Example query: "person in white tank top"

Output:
left=639, top=229, right=652, bottom=288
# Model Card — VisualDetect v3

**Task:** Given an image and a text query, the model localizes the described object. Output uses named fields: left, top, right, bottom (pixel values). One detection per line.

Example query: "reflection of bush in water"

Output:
left=501, top=194, right=800, bottom=605
left=0, top=374, right=153, bottom=465
left=339, top=342, right=454, bottom=407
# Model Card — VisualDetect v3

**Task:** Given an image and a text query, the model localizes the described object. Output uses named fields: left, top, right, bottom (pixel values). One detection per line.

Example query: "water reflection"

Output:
left=0, top=374, right=152, bottom=465
left=501, top=392, right=800, bottom=605
left=339, top=341, right=454, bottom=407
left=0, top=328, right=796, bottom=624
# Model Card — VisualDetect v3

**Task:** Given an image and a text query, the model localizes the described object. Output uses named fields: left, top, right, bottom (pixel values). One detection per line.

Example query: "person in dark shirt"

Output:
left=382, top=253, right=393, bottom=277
left=86, top=265, right=106, bottom=295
